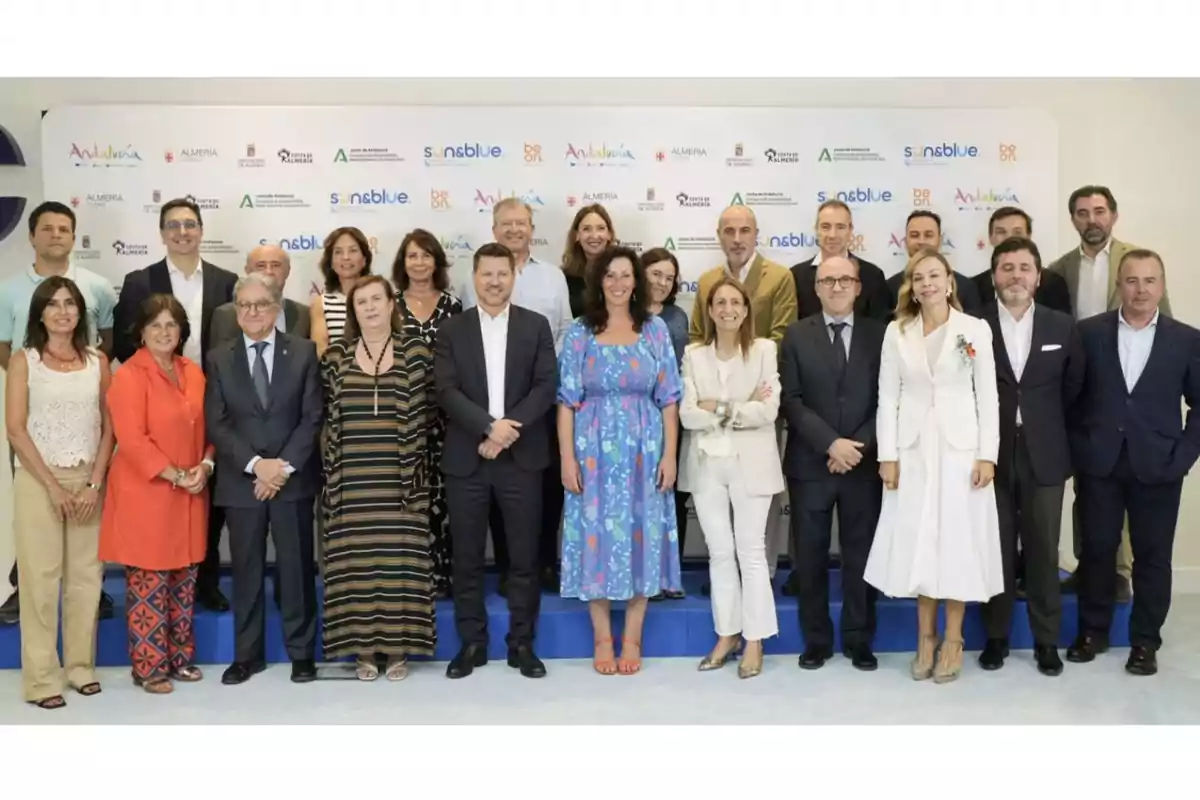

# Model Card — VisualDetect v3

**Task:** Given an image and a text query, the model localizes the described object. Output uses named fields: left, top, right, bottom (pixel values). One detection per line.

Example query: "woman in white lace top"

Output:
left=3, top=276, right=114, bottom=710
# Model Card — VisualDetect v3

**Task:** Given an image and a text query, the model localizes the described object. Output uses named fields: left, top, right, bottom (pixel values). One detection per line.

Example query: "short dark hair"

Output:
left=1118, top=248, right=1165, bottom=277
left=158, top=197, right=203, bottom=231
left=1068, top=185, right=1117, bottom=215
left=640, top=246, right=681, bottom=306
left=906, top=209, right=941, bottom=231
left=134, top=293, right=191, bottom=357
left=582, top=245, right=649, bottom=334
left=320, top=226, right=373, bottom=293
left=988, top=206, right=1033, bottom=237
left=473, top=242, right=515, bottom=272
left=28, top=201, right=76, bottom=234
left=23, top=276, right=90, bottom=357
left=393, top=228, right=449, bottom=291
left=990, top=236, right=1043, bottom=273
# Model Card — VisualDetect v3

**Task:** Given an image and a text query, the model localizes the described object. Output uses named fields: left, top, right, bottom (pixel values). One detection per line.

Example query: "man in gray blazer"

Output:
left=210, top=244, right=311, bottom=346
left=204, top=273, right=323, bottom=685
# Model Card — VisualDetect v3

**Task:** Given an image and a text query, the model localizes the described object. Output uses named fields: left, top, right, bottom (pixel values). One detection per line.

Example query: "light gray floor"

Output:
left=2, top=596, right=1200, bottom=725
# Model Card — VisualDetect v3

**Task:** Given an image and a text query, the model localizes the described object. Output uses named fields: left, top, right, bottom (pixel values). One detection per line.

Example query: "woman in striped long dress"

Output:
left=320, top=275, right=436, bottom=681
left=310, top=226, right=373, bottom=357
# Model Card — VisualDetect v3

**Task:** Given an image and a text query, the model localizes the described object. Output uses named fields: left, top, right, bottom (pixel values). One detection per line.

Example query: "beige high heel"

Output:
left=911, top=634, right=939, bottom=681
left=738, top=640, right=763, bottom=679
left=698, top=636, right=741, bottom=671
left=934, top=638, right=964, bottom=683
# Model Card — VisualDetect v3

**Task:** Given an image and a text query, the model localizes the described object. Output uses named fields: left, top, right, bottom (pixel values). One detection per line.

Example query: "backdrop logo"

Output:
left=73, top=192, right=124, bottom=209
left=954, top=187, right=1020, bottom=211
left=890, top=231, right=958, bottom=256
left=238, top=144, right=266, bottom=168
left=473, top=189, right=545, bottom=211
left=731, top=191, right=797, bottom=207
left=333, top=147, right=403, bottom=164
left=564, top=142, right=635, bottom=167
left=200, top=239, right=239, bottom=255
left=69, top=142, right=143, bottom=168
left=183, top=193, right=220, bottom=210
left=903, top=142, right=979, bottom=165
left=330, top=188, right=410, bottom=208
left=818, top=146, right=885, bottom=163
left=656, top=146, right=708, bottom=162
left=663, top=235, right=720, bottom=251
left=999, top=143, right=1018, bottom=162
left=816, top=187, right=893, bottom=204
left=111, top=240, right=149, bottom=256
left=439, top=235, right=474, bottom=254
left=75, top=233, right=100, bottom=260
left=261, top=235, right=324, bottom=251
left=676, top=192, right=711, bottom=209
left=638, top=187, right=664, bottom=212
left=523, top=143, right=543, bottom=164
left=239, top=193, right=310, bottom=209
left=764, top=147, right=800, bottom=164
left=568, top=191, right=618, bottom=207
left=425, top=142, right=504, bottom=166
left=765, top=232, right=818, bottom=249
left=167, top=147, right=218, bottom=163
left=430, top=189, right=452, bottom=210
left=725, top=143, right=755, bottom=168
left=912, top=188, right=933, bottom=207
left=277, top=148, right=313, bottom=165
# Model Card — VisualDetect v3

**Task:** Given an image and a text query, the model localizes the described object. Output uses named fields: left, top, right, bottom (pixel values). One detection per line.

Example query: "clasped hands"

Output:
left=253, top=458, right=292, bottom=501
left=175, top=462, right=213, bottom=496
left=478, top=417, right=522, bottom=460
left=875, top=459, right=995, bottom=490
left=48, top=482, right=104, bottom=522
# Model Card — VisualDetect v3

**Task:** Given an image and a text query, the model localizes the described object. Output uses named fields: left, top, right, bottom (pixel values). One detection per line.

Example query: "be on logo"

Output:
left=849, top=233, right=865, bottom=252
left=430, top=189, right=450, bottom=210
left=999, top=143, right=1018, bottom=162
left=912, top=188, right=932, bottom=207
left=524, top=143, right=542, bottom=163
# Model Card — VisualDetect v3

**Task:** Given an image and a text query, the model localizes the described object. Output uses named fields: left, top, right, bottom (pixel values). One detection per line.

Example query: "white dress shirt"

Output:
left=822, top=311, right=853, bottom=358
left=997, top=301, right=1035, bottom=425
left=167, top=256, right=205, bottom=366
left=479, top=304, right=510, bottom=420
left=1077, top=239, right=1112, bottom=321
left=727, top=250, right=761, bottom=283
left=461, top=255, right=571, bottom=355
left=1117, top=307, right=1159, bottom=393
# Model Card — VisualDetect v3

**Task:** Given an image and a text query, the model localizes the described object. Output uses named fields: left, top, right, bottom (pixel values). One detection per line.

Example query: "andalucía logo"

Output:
left=889, top=231, right=958, bottom=256
left=473, top=189, right=545, bottom=211
left=439, top=235, right=474, bottom=256
left=111, top=240, right=149, bottom=256
left=564, top=142, right=635, bottom=168
left=424, top=142, right=504, bottom=166
left=816, top=187, right=894, bottom=204
left=676, top=192, right=711, bottom=209
left=277, top=148, right=314, bottom=165
left=239, top=193, right=310, bottom=209
left=334, top=147, right=403, bottom=164
left=261, top=235, right=323, bottom=251
left=0, top=123, right=28, bottom=243
left=765, top=232, right=819, bottom=249
left=903, top=142, right=979, bottom=166
left=662, top=236, right=720, bottom=252
left=330, top=188, right=411, bottom=208
left=954, top=187, right=1020, bottom=211
left=818, top=147, right=885, bottom=163
left=70, top=143, right=143, bottom=168
left=730, top=191, right=797, bottom=207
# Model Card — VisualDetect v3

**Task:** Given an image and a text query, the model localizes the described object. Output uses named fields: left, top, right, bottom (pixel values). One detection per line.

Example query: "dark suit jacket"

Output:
left=791, top=255, right=891, bottom=323
left=203, top=331, right=324, bottom=507
left=1071, top=310, right=1200, bottom=484
left=886, top=268, right=982, bottom=316
left=209, top=298, right=311, bottom=348
left=981, top=302, right=1084, bottom=486
left=780, top=313, right=886, bottom=481
left=973, top=269, right=1072, bottom=317
left=434, top=305, right=558, bottom=477
left=113, top=258, right=239, bottom=365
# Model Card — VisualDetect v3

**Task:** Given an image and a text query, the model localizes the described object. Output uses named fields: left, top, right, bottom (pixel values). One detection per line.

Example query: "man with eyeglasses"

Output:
left=113, top=197, right=239, bottom=611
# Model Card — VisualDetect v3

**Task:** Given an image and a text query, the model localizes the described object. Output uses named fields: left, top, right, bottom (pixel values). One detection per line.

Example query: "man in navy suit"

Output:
left=1067, top=250, right=1200, bottom=676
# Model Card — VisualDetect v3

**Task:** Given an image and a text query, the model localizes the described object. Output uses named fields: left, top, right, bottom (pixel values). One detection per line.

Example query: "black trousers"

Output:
left=224, top=499, right=318, bottom=663
left=491, top=410, right=562, bottom=576
left=1077, top=444, right=1182, bottom=650
left=789, top=476, right=881, bottom=650
left=447, top=454, right=542, bottom=647
left=198, top=495, right=227, bottom=593
left=674, top=421, right=691, bottom=562
left=981, top=428, right=1065, bottom=645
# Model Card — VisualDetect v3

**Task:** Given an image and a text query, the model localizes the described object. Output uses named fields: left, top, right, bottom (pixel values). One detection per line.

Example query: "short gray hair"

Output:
left=234, top=272, right=283, bottom=306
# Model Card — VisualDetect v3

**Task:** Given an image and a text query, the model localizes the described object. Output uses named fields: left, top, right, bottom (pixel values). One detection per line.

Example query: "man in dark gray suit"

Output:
left=209, top=244, right=311, bottom=345
left=780, top=255, right=887, bottom=671
left=204, top=273, right=323, bottom=685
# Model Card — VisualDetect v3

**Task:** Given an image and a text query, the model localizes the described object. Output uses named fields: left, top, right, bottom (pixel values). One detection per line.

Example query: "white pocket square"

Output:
left=1041, top=344, right=1062, bottom=351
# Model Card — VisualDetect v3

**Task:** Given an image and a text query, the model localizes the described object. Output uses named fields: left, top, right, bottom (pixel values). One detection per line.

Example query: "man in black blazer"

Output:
left=887, top=209, right=982, bottom=315
left=1067, top=250, right=1200, bottom=676
left=209, top=244, right=311, bottom=346
left=792, top=199, right=891, bottom=322
left=780, top=254, right=887, bottom=671
left=112, top=197, right=240, bottom=611
left=977, top=238, right=1084, bottom=676
left=204, top=273, right=323, bottom=685
left=972, top=207, right=1072, bottom=315
left=435, top=242, right=558, bottom=680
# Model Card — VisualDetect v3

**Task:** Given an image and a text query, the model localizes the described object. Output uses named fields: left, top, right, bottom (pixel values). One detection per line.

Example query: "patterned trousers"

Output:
left=125, top=566, right=197, bottom=682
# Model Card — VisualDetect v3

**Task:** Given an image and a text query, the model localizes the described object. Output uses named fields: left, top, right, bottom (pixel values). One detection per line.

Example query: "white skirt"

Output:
left=864, top=414, right=1004, bottom=603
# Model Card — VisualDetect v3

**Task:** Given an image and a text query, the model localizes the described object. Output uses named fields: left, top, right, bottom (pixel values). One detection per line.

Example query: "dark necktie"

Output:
left=830, top=322, right=848, bottom=376
left=252, top=341, right=270, bottom=407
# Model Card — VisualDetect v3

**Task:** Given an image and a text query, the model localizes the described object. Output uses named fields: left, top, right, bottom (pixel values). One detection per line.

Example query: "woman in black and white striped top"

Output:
left=310, top=226, right=373, bottom=356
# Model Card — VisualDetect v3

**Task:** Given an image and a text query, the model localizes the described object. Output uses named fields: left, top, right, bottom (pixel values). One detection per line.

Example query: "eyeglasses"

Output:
left=163, top=220, right=200, bottom=232
left=235, top=300, right=276, bottom=313
left=817, top=276, right=860, bottom=289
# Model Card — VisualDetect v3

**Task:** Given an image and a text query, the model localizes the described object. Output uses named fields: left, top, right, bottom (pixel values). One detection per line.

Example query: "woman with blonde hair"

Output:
left=865, top=248, right=1003, bottom=683
left=677, top=276, right=782, bottom=678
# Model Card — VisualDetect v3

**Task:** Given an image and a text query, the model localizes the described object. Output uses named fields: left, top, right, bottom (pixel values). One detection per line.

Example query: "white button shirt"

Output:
left=167, top=257, right=205, bottom=366
left=1076, top=240, right=1112, bottom=321
left=823, top=310, right=853, bottom=358
left=997, top=302, right=1035, bottom=425
left=479, top=304, right=510, bottom=420
left=461, top=255, right=571, bottom=355
left=1118, top=307, right=1159, bottom=393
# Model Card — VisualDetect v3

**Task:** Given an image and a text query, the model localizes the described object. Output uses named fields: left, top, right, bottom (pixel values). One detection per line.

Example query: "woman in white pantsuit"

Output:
left=678, top=276, right=783, bottom=679
left=865, top=249, right=1003, bottom=683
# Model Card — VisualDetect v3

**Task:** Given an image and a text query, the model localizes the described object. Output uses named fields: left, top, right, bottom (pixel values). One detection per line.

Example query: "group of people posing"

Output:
left=2, top=183, right=1194, bottom=710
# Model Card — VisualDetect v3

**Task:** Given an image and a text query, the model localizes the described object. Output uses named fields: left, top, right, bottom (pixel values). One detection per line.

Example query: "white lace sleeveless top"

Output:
left=22, top=347, right=103, bottom=468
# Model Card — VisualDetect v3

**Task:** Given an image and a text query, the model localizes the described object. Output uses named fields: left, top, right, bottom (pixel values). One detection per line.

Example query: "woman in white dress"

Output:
left=864, top=249, right=1003, bottom=683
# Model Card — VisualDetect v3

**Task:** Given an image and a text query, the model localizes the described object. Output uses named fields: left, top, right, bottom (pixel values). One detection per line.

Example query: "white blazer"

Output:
left=677, top=338, right=785, bottom=496
left=877, top=307, right=1000, bottom=463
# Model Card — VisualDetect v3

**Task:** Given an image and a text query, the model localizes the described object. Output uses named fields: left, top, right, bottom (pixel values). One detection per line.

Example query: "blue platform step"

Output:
left=0, top=567, right=1131, bottom=668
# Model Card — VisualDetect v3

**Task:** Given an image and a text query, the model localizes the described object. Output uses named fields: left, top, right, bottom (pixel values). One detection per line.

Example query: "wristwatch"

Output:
left=86, top=482, right=101, bottom=491
left=201, top=458, right=215, bottom=475
left=715, top=401, right=730, bottom=421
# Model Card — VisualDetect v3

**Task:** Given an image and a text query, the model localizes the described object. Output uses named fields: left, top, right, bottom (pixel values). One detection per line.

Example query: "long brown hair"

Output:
left=320, top=226, right=373, bottom=292
left=703, top=275, right=755, bottom=359
left=24, top=276, right=91, bottom=359
left=895, top=248, right=962, bottom=328
left=343, top=275, right=403, bottom=340
left=561, top=204, right=615, bottom=279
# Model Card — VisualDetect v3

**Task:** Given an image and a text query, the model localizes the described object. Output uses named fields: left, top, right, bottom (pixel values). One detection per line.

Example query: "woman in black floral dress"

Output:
left=393, top=229, right=462, bottom=598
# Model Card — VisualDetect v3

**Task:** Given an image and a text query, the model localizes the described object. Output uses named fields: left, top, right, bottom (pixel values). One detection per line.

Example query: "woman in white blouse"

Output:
left=864, top=249, right=1003, bottom=683
left=678, top=276, right=783, bottom=679
left=4, top=277, right=113, bottom=709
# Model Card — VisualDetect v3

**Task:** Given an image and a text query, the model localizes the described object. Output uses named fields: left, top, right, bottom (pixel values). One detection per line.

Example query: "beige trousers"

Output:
left=14, top=464, right=103, bottom=702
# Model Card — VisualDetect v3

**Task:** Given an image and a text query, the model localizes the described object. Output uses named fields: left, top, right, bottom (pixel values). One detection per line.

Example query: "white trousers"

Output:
left=692, top=456, right=779, bottom=641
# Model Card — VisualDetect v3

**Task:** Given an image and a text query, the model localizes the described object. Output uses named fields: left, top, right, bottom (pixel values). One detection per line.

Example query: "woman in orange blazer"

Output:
left=99, top=294, right=214, bottom=694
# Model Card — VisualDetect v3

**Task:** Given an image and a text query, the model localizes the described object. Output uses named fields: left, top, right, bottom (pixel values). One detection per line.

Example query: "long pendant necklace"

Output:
left=360, top=335, right=391, bottom=416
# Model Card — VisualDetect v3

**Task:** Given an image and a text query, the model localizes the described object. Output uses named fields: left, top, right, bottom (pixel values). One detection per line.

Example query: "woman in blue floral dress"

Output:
left=557, top=245, right=683, bottom=676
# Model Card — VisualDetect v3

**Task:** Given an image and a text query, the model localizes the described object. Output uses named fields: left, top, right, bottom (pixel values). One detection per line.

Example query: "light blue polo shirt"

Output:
left=0, top=263, right=117, bottom=347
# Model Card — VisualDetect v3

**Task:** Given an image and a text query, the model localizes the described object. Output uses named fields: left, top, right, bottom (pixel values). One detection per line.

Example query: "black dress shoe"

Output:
left=1034, top=644, right=1064, bottom=676
left=221, top=661, right=266, bottom=685
left=978, top=638, right=1010, bottom=670
left=0, top=591, right=19, bottom=625
left=798, top=645, right=834, bottom=670
left=446, top=644, right=488, bottom=679
left=198, top=586, right=231, bottom=613
left=1066, top=633, right=1109, bottom=663
left=98, top=591, right=114, bottom=620
left=1125, top=645, right=1157, bottom=676
left=662, top=589, right=686, bottom=600
left=843, top=643, right=878, bottom=671
left=507, top=644, right=547, bottom=678
left=291, top=659, right=317, bottom=683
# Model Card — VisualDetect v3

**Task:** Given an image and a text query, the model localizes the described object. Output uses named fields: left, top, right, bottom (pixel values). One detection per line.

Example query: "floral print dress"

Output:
left=557, top=315, right=684, bottom=600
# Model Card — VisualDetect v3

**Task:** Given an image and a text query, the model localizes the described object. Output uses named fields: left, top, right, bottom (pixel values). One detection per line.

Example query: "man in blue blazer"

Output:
left=1067, top=250, right=1200, bottom=676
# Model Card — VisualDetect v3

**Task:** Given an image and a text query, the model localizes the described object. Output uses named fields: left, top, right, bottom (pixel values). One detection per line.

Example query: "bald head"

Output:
left=246, top=244, right=291, bottom=288
left=717, top=205, right=759, bottom=271
left=817, top=255, right=857, bottom=279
